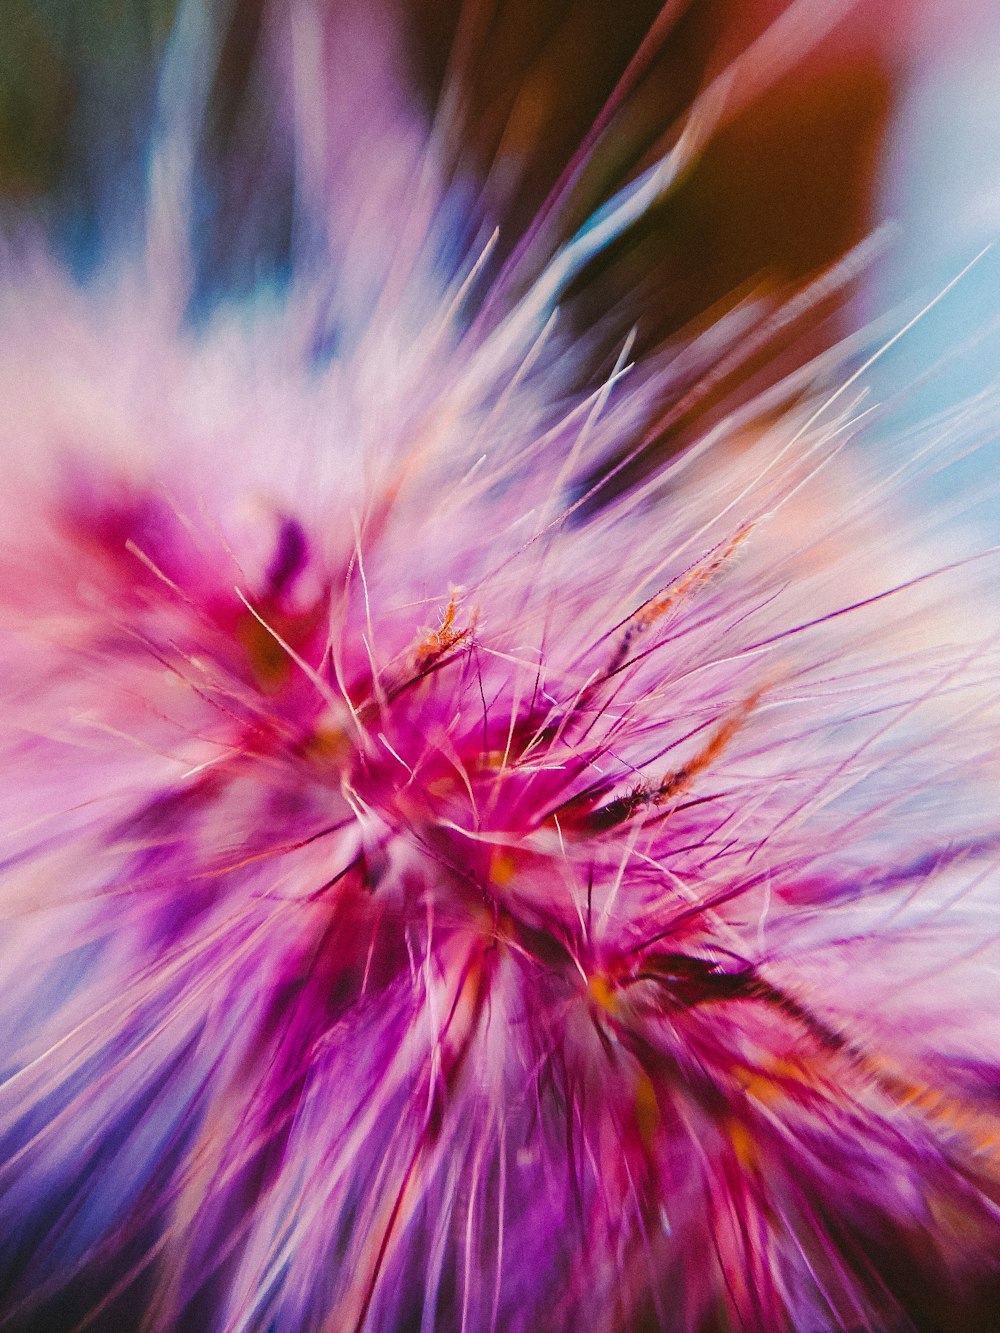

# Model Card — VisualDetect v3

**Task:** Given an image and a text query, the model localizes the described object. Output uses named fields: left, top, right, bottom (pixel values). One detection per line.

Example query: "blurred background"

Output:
left=0, top=0, right=998, bottom=508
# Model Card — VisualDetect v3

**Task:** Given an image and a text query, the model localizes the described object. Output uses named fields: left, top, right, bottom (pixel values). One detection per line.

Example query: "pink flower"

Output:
left=0, top=3, right=998, bottom=1331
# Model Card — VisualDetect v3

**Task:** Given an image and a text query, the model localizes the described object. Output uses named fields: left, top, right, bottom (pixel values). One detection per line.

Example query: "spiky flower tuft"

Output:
left=0, top=3, right=999, bottom=1331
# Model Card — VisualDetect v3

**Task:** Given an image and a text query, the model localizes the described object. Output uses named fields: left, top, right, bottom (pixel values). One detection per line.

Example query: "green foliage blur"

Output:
left=0, top=0, right=177, bottom=200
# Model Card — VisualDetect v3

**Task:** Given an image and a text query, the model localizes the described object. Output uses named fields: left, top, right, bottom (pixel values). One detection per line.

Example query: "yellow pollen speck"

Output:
left=588, top=973, right=617, bottom=1014
left=490, top=849, right=517, bottom=886
left=635, top=1072, right=660, bottom=1146
left=736, top=1055, right=809, bottom=1107
left=308, top=722, right=352, bottom=763
left=741, top=1071, right=783, bottom=1107
left=729, top=1120, right=756, bottom=1169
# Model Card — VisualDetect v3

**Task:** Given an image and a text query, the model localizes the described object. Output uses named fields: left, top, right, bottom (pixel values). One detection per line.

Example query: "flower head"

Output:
left=0, top=3, right=999, bottom=1331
